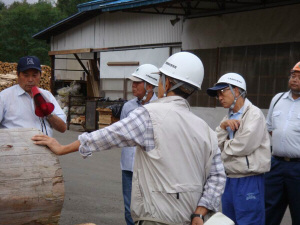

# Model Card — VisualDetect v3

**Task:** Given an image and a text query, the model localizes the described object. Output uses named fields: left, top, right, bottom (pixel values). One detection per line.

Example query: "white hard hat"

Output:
left=207, top=72, right=246, bottom=97
left=128, top=64, right=160, bottom=86
left=217, top=73, right=246, bottom=90
left=159, top=52, right=204, bottom=89
left=204, top=212, right=235, bottom=225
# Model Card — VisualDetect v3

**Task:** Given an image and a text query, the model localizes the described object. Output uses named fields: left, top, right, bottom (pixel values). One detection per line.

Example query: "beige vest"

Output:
left=131, top=96, right=218, bottom=225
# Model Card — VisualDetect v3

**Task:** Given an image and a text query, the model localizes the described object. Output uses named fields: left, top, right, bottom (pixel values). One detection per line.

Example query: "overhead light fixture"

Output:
left=170, top=16, right=180, bottom=26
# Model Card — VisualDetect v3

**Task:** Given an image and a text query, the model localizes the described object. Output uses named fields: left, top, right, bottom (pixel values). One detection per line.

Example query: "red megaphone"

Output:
left=31, top=86, right=54, bottom=117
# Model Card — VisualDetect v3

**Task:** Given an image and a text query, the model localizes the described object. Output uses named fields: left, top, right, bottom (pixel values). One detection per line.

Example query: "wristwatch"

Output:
left=191, top=213, right=204, bottom=221
left=46, top=113, right=54, bottom=120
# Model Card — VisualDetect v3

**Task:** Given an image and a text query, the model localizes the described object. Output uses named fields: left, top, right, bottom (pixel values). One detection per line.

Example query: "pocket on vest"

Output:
left=150, top=185, right=203, bottom=223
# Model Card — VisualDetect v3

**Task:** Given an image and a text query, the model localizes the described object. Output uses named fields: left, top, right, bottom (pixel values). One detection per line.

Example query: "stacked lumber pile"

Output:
left=0, top=61, right=52, bottom=92
left=0, top=71, right=17, bottom=91
left=70, top=115, right=85, bottom=125
left=96, top=108, right=119, bottom=129
left=0, top=62, right=17, bottom=74
left=40, top=65, right=52, bottom=91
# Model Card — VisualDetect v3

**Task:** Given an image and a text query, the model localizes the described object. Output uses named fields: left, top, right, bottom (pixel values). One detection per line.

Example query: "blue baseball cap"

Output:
left=206, top=83, right=229, bottom=97
left=17, top=56, right=41, bottom=72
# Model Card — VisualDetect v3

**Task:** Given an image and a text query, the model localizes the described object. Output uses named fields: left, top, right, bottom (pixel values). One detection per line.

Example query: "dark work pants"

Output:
left=122, top=170, right=134, bottom=225
left=265, top=157, right=300, bottom=225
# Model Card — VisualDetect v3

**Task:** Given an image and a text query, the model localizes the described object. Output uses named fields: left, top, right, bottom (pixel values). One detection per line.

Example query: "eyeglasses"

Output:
left=216, top=87, right=230, bottom=99
left=289, top=73, right=300, bottom=81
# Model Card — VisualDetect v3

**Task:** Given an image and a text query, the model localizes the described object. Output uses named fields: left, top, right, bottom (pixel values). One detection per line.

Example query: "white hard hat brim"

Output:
left=128, top=75, right=143, bottom=82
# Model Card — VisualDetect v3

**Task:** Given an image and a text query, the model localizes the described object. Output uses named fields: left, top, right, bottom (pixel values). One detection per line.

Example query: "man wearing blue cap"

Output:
left=207, top=73, right=271, bottom=225
left=0, top=56, right=66, bottom=137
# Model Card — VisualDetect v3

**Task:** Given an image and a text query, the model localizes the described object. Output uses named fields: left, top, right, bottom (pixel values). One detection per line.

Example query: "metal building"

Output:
left=34, top=0, right=300, bottom=109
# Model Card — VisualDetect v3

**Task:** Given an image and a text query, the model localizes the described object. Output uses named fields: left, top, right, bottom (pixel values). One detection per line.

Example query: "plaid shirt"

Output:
left=79, top=107, right=226, bottom=212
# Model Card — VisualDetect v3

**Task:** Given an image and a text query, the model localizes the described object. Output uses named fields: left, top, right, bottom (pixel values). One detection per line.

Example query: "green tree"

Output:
left=56, top=0, right=90, bottom=17
left=0, top=1, right=65, bottom=65
left=0, top=1, right=5, bottom=11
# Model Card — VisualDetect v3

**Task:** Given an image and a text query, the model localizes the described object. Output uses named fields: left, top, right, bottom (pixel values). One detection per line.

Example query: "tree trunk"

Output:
left=0, top=128, right=64, bottom=225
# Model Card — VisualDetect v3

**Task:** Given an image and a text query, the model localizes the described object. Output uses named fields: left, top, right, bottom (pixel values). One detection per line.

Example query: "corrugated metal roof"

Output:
left=77, top=0, right=172, bottom=12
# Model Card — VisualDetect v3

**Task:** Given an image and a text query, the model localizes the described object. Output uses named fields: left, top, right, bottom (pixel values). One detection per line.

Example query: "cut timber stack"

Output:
left=70, top=115, right=86, bottom=125
left=96, top=108, right=119, bottom=129
left=0, top=62, right=17, bottom=74
left=0, top=61, right=52, bottom=92
left=0, top=128, right=64, bottom=225
left=40, top=65, right=52, bottom=91
left=0, top=71, right=17, bottom=91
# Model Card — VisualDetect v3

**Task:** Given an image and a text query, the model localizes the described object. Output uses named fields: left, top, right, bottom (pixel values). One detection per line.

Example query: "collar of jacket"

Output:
left=227, top=98, right=252, bottom=119
left=153, top=96, right=191, bottom=110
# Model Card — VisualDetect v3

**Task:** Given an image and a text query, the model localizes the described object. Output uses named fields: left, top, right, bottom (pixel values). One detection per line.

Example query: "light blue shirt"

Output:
left=226, top=104, right=244, bottom=139
left=266, top=91, right=300, bottom=158
left=120, top=93, right=157, bottom=171
left=0, top=85, right=66, bottom=137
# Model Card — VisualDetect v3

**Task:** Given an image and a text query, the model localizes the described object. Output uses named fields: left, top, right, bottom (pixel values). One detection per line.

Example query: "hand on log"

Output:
left=32, top=134, right=81, bottom=155
left=32, top=134, right=63, bottom=155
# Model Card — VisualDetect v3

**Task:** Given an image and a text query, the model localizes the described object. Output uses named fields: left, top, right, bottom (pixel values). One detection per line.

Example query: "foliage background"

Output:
left=0, top=0, right=90, bottom=65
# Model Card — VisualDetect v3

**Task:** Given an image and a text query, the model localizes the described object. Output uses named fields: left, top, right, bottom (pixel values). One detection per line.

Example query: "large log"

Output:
left=0, top=128, right=64, bottom=225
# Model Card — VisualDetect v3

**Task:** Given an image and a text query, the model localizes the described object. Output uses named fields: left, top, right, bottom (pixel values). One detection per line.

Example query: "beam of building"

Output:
left=73, top=53, right=91, bottom=77
left=48, top=48, right=92, bottom=55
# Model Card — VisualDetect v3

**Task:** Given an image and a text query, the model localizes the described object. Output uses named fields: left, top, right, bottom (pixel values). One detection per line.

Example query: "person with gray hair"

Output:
left=207, top=72, right=271, bottom=225
left=120, top=64, right=160, bottom=225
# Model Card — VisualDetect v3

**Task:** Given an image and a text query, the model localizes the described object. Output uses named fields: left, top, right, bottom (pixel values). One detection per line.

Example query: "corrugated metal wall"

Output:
left=182, top=4, right=300, bottom=109
left=52, top=12, right=182, bottom=51
left=182, top=4, right=300, bottom=50
left=189, top=42, right=300, bottom=109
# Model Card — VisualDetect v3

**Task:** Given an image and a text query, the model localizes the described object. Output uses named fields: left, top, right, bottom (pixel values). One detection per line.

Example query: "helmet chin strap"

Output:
left=161, top=73, right=184, bottom=97
left=142, top=82, right=154, bottom=102
left=228, top=84, right=246, bottom=110
left=142, top=82, right=148, bottom=101
left=162, top=73, right=167, bottom=97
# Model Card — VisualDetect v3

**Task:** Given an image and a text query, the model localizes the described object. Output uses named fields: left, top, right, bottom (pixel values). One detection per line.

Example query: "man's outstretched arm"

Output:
left=32, top=135, right=80, bottom=155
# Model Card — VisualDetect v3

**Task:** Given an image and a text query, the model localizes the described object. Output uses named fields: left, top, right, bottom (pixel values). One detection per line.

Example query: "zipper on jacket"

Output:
left=245, top=156, right=250, bottom=169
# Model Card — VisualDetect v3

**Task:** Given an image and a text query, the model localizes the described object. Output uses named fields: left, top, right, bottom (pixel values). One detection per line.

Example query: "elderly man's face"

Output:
left=18, top=68, right=41, bottom=96
left=289, top=71, right=300, bottom=93
left=217, top=87, right=238, bottom=108
left=132, top=81, right=146, bottom=100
